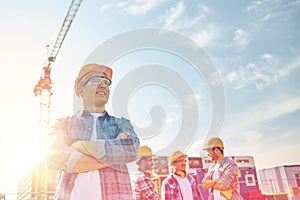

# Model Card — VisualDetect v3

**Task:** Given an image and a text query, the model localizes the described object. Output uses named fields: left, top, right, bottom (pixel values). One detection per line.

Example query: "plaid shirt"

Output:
left=206, top=157, right=244, bottom=200
left=46, top=110, right=140, bottom=200
left=161, top=174, right=202, bottom=200
left=133, top=170, right=160, bottom=200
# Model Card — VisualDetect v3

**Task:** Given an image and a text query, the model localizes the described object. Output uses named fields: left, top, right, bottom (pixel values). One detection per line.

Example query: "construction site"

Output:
left=0, top=1, right=299, bottom=200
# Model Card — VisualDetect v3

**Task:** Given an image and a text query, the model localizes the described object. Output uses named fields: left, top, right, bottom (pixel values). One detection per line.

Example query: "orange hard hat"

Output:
left=74, top=63, right=113, bottom=96
left=204, top=137, right=224, bottom=150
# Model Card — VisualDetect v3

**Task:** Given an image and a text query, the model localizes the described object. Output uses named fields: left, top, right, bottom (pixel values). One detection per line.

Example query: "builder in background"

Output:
left=201, top=137, right=244, bottom=200
left=133, top=145, right=160, bottom=200
left=161, top=151, right=202, bottom=200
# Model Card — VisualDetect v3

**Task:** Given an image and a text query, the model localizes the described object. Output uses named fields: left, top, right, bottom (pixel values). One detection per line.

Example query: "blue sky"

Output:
left=0, top=0, right=300, bottom=199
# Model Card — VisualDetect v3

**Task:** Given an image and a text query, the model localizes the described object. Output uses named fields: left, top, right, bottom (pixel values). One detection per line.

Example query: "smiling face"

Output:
left=80, top=77, right=111, bottom=113
left=171, top=156, right=187, bottom=172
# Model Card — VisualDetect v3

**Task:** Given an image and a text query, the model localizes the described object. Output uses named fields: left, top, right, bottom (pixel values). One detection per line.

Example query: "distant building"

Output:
left=151, top=155, right=263, bottom=199
left=259, top=165, right=300, bottom=200
left=17, top=169, right=32, bottom=200
left=17, top=162, right=57, bottom=200
left=0, top=194, right=6, bottom=200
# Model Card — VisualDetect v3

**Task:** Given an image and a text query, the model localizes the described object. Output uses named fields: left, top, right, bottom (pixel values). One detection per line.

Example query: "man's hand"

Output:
left=71, top=141, right=98, bottom=158
left=201, top=176, right=219, bottom=190
left=71, top=132, right=131, bottom=157
left=71, top=141, right=108, bottom=172
left=70, top=132, right=131, bottom=173
left=117, top=132, right=131, bottom=139
left=72, top=155, right=107, bottom=173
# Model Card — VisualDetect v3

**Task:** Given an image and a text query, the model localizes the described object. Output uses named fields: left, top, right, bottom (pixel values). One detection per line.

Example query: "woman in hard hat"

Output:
left=201, top=137, right=244, bottom=200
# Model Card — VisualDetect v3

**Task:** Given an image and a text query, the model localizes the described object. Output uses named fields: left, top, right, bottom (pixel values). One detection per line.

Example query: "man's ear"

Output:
left=170, top=162, right=175, bottom=168
left=79, top=88, right=84, bottom=97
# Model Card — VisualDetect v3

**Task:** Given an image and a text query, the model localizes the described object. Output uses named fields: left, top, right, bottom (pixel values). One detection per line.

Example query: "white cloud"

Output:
left=225, top=55, right=300, bottom=91
left=116, top=0, right=168, bottom=15
left=161, top=1, right=184, bottom=28
left=246, top=0, right=300, bottom=23
left=222, top=95, right=300, bottom=168
left=198, top=4, right=211, bottom=15
left=188, top=95, right=300, bottom=164
left=256, top=141, right=300, bottom=169
left=278, top=56, right=300, bottom=77
left=207, top=71, right=223, bottom=87
left=229, top=96, right=300, bottom=134
left=186, top=94, right=202, bottom=104
left=160, top=2, right=203, bottom=31
left=260, top=13, right=275, bottom=21
left=191, top=24, right=220, bottom=48
left=227, top=130, right=300, bottom=169
left=261, top=53, right=272, bottom=60
left=225, top=71, right=239, bottom=85
left=246, top=0, right=263, bottom=11
left=261, top=53, right=279, bottom=66
left=233, top=28, right=250, bottom=49
left=99, top=3, right=116, bottom=11
left=225, top=62, right=279, bottom=91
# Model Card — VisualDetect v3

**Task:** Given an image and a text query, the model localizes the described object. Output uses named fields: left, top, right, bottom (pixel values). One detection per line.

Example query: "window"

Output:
left=295, top=172, right=300, bottom=187
left=236, top=159, right=250, bottom=163
left=205, top=160, right=213, bottom=164
left=245, top=174, right=256, bottom=186
left=153, top=157, right=169, bottom=175
left=188, top=157, right=202, bottom=169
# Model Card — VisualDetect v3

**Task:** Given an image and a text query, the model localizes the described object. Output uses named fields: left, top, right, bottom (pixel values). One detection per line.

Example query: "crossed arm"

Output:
left=201, top=164, right=239, bottom=191
left=70, top=132, right=131, bottom=173
left=201, top=176, right=227, bottom=191
left=46, top=117, right=139, bottom=173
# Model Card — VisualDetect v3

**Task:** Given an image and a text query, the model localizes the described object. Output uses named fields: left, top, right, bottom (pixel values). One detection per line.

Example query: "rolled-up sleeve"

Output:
left=46, top=118, right=83, bottom=172
left=220, top=162, right=239, bottom=188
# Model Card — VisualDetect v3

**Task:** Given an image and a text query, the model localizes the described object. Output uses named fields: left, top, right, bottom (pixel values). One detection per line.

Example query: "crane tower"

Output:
left=28, top=1, right=83, bottom=200
left=33, top=0, right=83, bottom=133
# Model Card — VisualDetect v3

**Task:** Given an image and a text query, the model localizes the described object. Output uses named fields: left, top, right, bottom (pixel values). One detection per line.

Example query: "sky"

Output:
left=0, top=0, right=300, bottom=199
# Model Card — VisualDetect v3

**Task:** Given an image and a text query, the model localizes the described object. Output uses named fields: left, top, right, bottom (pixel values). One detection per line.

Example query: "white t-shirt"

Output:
left=173, top=175, right=193, bottom=200
left=70, top=113, right=104, bottom=200
left=212, top=163, right=226, bottom=200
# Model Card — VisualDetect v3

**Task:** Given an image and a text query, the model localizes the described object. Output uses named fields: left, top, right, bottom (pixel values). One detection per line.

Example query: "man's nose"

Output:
left=96, top=81, right=105, bottom=88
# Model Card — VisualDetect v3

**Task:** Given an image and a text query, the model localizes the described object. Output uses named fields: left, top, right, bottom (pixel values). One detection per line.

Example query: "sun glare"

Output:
left=4, top=128, right=47, bottom=171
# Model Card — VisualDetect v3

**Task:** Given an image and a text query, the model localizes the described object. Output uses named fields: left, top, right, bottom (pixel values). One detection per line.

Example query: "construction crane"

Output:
left=33, top=0, right=83, bottom=132
left=31, top=2, right=83, bottom=200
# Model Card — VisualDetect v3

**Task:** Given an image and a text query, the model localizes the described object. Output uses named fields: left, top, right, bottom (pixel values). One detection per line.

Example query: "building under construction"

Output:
left=152, top=155, right=264, bottom=200
left=259, top=165, right=300, bottom=200
left=17, top=152, right=300, bottom=200
left=17, top=163, right=57, bottom=200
